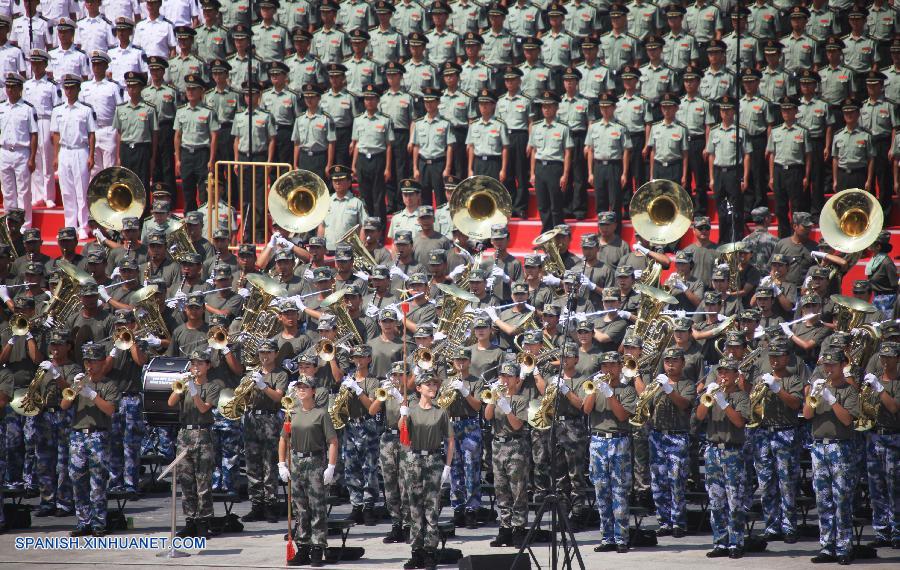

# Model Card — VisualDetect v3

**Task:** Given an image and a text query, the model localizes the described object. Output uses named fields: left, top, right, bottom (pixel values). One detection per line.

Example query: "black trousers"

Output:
left=334, top=126, right=352, bottom=168
left=873, top=137, right=893, bottom=213
left=534, top=159, right=564, bottom=233
left=388, top=130, right=411, bottom=212
left=566, top=130, right=589, bottom=219
left=238, top=151, right=268, bottom=243
left=419, top=156, right=447, bottom=207
left=214, top=122, right=234, bottom=204
left=297, top=150, right=328, bottom=182
left=836, top=166, right=868, bottom=193
left=593, top=159, right=624, bottom=219
left=624, top=132, right=646, bottom=215
left=653, top=159, right=683, bottom=185
left=773, top=164, right=806, bottom=238
left=450, top=126, right=468, bottom=180
left=120, top=141, right=152, bottom=217
left=274, top=124, right=293, bottom=165
left=472, top=154, right=502, bottom=180
left=505, top=130, right=530, bottom=216
left=714, top=165, right=744, bottom=242
left=808, top=138, right=826, bottom=218
left=745, top=133, right=768, bottom=211
left=358, top=151, right=387, bottom=221
left=686, top=135, right=709, bottom=211
left=154, top=120, right=176, bottom=195
left=180, top=146, right=210, bottom=213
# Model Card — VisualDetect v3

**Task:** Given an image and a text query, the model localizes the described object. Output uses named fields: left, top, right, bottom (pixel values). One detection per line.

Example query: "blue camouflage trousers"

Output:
left=109, top=395, right=144, bottom=492
left=0, top=418, right=5, bottom=524
left=69, top=430, right=110, bottom=530
left=243, top=412, right=282, bottom=506
left=754, top=427, right=799, bottom=535
left=3, top=413, right=24, bottom=485
left=449, top=418, right=482, bottom=512
left=741, top=428, right=759, bottom=513
left=34, top=408, right=73, bottom=511
left=589, top=434, right=632, bottom=546
left=866, top=432, right=899, bottom=542
left=212, top=409, right=243, bottom=493
left=705, top=444, right=746, bottom=549
left=24, top=415, right=35, bottom=487
left=141, top=425, right=176, bottom=461
left=872, top=294, right=896, bottom=320
left=812, top=440, right=855, bottom=556
left=342, top=417, right=380, bottom=507
left=379, top=430, right=408, bottom=525
left=649, top=431, right=689, bottom=530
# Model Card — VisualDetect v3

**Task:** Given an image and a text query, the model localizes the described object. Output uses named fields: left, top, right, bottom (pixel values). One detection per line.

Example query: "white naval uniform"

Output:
left=133, top=16, right=175, bottom=58
left=79, top=77, right=122, bottom=176
left=47, top=45, right=90, bottom=81
left=50, top=99, right=96, bottom=231
left=10, top=16, right=54, bottom=61
left=102, top=0, right=141, bottom=24
left=107, top=43, right=148, bottom=86
left=39, top=0, right=79, bottom=24
left=0, top=42, right=27, bottom=101
left=23, top=74, right=60, bottom=206
left=0, top=98, right=38, bottom=227
left=159, top=0, right=200, bottom=27
left=74, top=14, right=116, bottom=56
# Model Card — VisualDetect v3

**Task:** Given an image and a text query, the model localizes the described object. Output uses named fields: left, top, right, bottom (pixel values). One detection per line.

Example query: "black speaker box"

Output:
left=458, top=553, right=531, bottom=570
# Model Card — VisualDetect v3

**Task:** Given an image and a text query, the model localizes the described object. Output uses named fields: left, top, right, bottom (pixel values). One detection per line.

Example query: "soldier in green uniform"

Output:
left=369, top=1, right=405, bottom=66
left=311, top=0, right=350, bottom=65
left=831, top=97, right=873, bottom=193
left=520, top=36, right=552, bottom=100
left=819, top=36, right=855, bottom=130
left=587, top=93, right=632, bottom=220
left=639, top=35, right=676, bottom=120
left=844, top=6, right=879, bottom=91
left=412, top=86, right=454, bottom=207
left=143, top=56, right=178, bottom=201
left=231, top=79, right=275, bottom=243
left=600, top=4, right=639, bottom=87
left=675, top=66, right=714, bottom=212
left=195, top=0, right=233, bottom=62
left=344, top=29, right=380, bottom=101
left=860, top=70, right=896, bottom=213
left=252, top=0, right=291, bottom=68
left=320, top=63, right=358, bottom=169
left=226, top=25, right=262, bottom=90
left=767, top=96, right=812, bottom=237
left=169, top=26, right=208, bottom=102
left=292, top=83, right=335, bottom=180
left=796, top=70, right=834, bottom=218
left=287, top=29, right=325, bottom=93
left=352, top=84, right=395, bottom=221
left=205, top=58, right=241, bottom=189
left=648, top=93, right=688, bottom=185
left=528, top=90, right=573, bottom=232
left=114, top=71, right=157, bottom=194
left=437, top=62, right=474, bottom=180
left=706, top=95, right=750, bottom=242
left=260, top=61, right=300, bottom=166
left=616, top=65, right=651, bottom=215
left=379, top=61, right=414, bottom=212
left=738, top=67, right=775, bottom=211
left=496, top=65, right=531, bottom=218
left=723, top=8, right=761, bottom=72
left=403, top=32, right=438, bottom=107
left=174, top=73, right=220, bottom=213
left=760, top=40, right=794, bottom=104
left=425, top=1, right=460, bottom=67
left=459, top=32, right=492, bottom=93
left=662, top=6, right=700, bottom=72
left=466, top=88, right=508, bottom=181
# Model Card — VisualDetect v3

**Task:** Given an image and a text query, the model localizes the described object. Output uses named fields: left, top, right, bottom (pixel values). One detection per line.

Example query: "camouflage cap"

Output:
left=238, top=243, right=257, bottom=256
left=258, top=338, right=279, bottom=352
left=800, top=293, right=822, bottom=305
left=581, top=233, right=599, bottom=248
left=575, top=319, right=592, bottom=332
left=415, top=323, right=435, bottom=337
left=725, top=331, right=745, bottom=346
left=616, top=265, right=635, bottom=278
left=278, top=299, right=300, bottom=313
left=450, top=346, right=470, bottom=360
left=770, top=253, right=790, bottom=265
left=14, top=296, right=35, bottom=309
left=622, top=335, right=643, bottom=348
left=190, top=348, right=212, bottom=361
left=673, top=317, right=693, bottom=331
left=350, top=344, right=372, bottom=357
left=114, top=309, right=135, bottom=324
left=542, top=304, right=561, bottom=316
left=312, top=266, right=334, bottom=281
left=524, top=253, right=542, bottom=267
left=663, top=346, right=685, bottom=359
left=48, top=330, right=70, bottom=345
left=878, top=343, right=899, bottom=357
left=185, top=293, right=204, bottom=307
left=500, top=361, right=520, bottom=376
left=511, top=281, right=528, bottom=294
left=717, top=358, right=740, bottom=371
left=473, top=315, right=492, bottom=328
left=317, top=316, right=337, bottom=330
left=407, top=272, right=428, bottom=285
left=819, top=349, right=846, bottom=364
left=394, top=230, right=414, bottom=245
left=427, top=249, right=447, bottom=264
left=297, top=351, right=318, bottom=365
left=80, top=280, right=99, bottom=296
left=703, top=291, right=723, bottom=304
left=599, top=351, right=623, bottom=363
left=181, top=252, right=203, bottom=265
left=415, top=371, right=437, bottom=385
left=390, top=361, right=408, bottom=374
left=767, top=340, right=790, bottom=356
left=82, top=342, right=105, bottom=360
left=23, top=228, right=41, bottom=242
left=522, top=329, right=543, bottom=344
left=597, top=211, right=617, bottom=224
left=334, top=245, right=353, bottom=261
left=601, top=287, right=620, bottom=301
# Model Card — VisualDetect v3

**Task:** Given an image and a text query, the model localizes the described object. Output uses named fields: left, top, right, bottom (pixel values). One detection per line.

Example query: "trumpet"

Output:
left=517, top=352, right=536, bottom=374
left=62, top=376, right=85, bottom=401
left=623, top=354, right=640, bottom=378
left=583, top=372, right=611, bottom=396
left=414, top=347, right=434, bottom=370
left=281, top=394, right=296, bottom=412
left=375, top=386, right=391, bottom=402
left=208, top=325, right=228, bottom=350
left=316, top=338, right=337, bottom=361
left=172, top=372, right=195, bottom=394
left=114, top=327, right=134, bottom=351
left=700, top=385, right=724, bottom=408
left=480, top=383, right=507, bottom=405
left=806, top=381, right=827, bottom=408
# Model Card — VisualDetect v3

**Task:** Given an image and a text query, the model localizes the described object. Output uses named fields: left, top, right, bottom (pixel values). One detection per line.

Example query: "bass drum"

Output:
left=142, top=356, right=190, bottom=426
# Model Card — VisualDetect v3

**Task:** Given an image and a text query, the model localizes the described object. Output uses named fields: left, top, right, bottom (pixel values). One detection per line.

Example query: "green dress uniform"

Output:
left=174, top=103, right=220, bottom=212
left=747, top=2, right=780, bottom=39
left=496, top=92, right=533, bottom=215
left=576, top=60, right=614, bottom=101
left=739, top=93, right=775, bottom=210
left=142, top=82, right=178, bottom=198
left=287, top=53, right=326, bottom=92
left=782, top=33, right=820, bottom=74
left=662, top=30, right=699, bottom=72
left=231, top=107, right=276, bottom=242
left=113, top=98, right=158, bottom=192
left=521, top=61, right=553, bottom=99
left=705, top=122, right=751, bottom=241
left=723, top=32, right=761, bottom=72
left=394, top=0, right=429, bottom=35
left=251, top=21, right=291, bottom=66
left=761, top=66, right=795, bottom=102
left=639, top=62, right=678, bottom=114
left=818, top=64, right=855, bottom=106
left=425, top=28, right=461, bottom=66
left=483, top=28, right=515, bottom=68
left=684, top=1, right=722, bottom=52
left=559, top=93, right=594, bottom=218
left=344, top=56, right=381, bottom=99
left=292, top=110, right=335, bottom=180
left=194, top=24, right=233, bottom=62
left=320, top=88, right=358, bottom=168
left=175, top=380, right=222, bottom=526
left=600, top=31, right=639, bottom=79
left=831, top=124, right=873, bottom=191
left=586, top=118, right=631, bottom=217
left=797, top=94, right=833, bottom=216
left=168, top=54, right=209, bottom=102
left=352, top=111, right=395, bottom=221
left=460, top=60, right=492, bottom=93
left=529, top=118, right=574, bottom=232
left=260, top=86, right=301, bottom=165
left=204, top=86, right=243, bottom=182
left=413, top=113, right=455, bottom=206
left=843, top=33, right=879, bottom=82
left=226, top=54, right=262, bottom=89
left=220, top=0, right=252, bottom=28
left=368, top=26, right=406, bottom=65
left=615, top=92, right=652, bottom=205
left=648, top=119, right=688, bottom=183
left=378, top=89, right=414, bottom=211
left=767, top=122, right=811, bottom=236
left=860, top=96, right=896, bottom=211
left=403, top=60, right=438, bottom=101
left=387, top=207, right=420, bottom=241
left=312, top=27, right=350, bottom=65
left=466, top=116, right=508, bottom=180
left=438, top=87, right=475, bottom=178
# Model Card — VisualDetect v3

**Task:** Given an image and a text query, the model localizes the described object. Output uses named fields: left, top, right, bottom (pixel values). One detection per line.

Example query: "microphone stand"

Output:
left=512, top=262, right=586, bottom=570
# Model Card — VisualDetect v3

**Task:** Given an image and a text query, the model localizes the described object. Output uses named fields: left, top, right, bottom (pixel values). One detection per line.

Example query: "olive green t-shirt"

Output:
left=490, top=393, right=529, bottom=437
left=650, top=378, right=697, bottom=431
left=70, top=377, right=119, bottom=430
left=874, top=378, right=899, bottom=430
left=285, top=405, right=338, bottom=452
left=809, top=382, right=860, bottom=440
left=759, top=372, right=804, bottom=427
left=556, top=373, right=586, bottom=418
left=705, top=389, right=751, bottom=445
left=470, top=346, right=504, bottom=384
left=443, top=373, right=483, bottom=419
left=583, top=380, right=637, bottom=433
left=247, top=370, right=290, bottom=412
left=39, top=362, right=83, bottom=408
left=178, top=379, right=223, bottom=426
left=347, top=376, right=378, bottom=419
left=407, top=403, right=452, bottom=450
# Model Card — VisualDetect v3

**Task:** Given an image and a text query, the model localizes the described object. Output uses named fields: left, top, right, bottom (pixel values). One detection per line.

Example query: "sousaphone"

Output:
left=88, top=167, right=146, bottom=230
left=449, top=175, right=512, bottom=240
left=268, top=169, right=331, bottom=234
left=819, top=189, right=884, bottom=254
left=630, top=179, right=694, bottom=246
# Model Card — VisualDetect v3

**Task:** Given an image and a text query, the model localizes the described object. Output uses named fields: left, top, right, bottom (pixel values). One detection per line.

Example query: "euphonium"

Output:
left=221, top=372, right=260, bottom=420
left=700, top=385, right=725, bottom=408
left=629, top=382, right=662, bottom=427
left=532, top=229, right=566, bottom=280
left=11, top=368, right=46, bottom=416
left=746, top=380, right=771, bottom=428
left=338, top=224, right=378, bottom=274
left=806, top=381, right=827, bottom=408
left=528, top=381, right=559, bottom=431
left=45, top=260, right=93, bottom=328
left=62, top=376, right=85, bottom=401
left=208, top=325, right=228, bottom=350
left=114, top=327, right=134, bottom=351
left=131, top=284, right=170, bottom=340
left=854, top=382, right=880, bottom=432
left=328, top=386, right=352, bottom=430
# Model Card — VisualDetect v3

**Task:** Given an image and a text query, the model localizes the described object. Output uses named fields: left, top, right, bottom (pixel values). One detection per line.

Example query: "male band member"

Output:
left=768, top=96, right=812, bottom=238
left=114, top=71, right=157, bottom=193
left=0, top=72, right=37, bottom=230
left=529, top=90, right=573, bottom=233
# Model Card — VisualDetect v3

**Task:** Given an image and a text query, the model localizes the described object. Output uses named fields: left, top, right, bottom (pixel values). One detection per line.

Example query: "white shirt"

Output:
left=10, top=16, right=54, bottom=54
left=133, top=16, right=175, bottom=58
left=50, top=100, right=96, bottom=147
left=39, top=0, right=79, bottom=22
left=159, top=0, right=200, bottom=27
left=0, top=99, right=38, bottom=148
left=79, top=78, right=122, bottom=127
left=75, top=15, right=116, bottom=55
left=23, top=75, right=61, bottom=119
left=48, top=45, right=90, bottom=80
left=102, top=0, right=141, bottom=23
left=0, top=43, right=26, bottom=102
left=0, top=0, right=22, bottom=20
left=108, top=43, right=148, bottom=86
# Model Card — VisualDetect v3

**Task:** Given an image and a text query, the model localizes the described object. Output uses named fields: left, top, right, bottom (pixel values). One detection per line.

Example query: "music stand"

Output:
left=157, top=448, right=191, bottom=559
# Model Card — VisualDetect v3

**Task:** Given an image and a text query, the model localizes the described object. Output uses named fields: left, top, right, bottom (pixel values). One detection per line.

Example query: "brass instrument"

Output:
left=166, top=219, right=199, bottom=264
left=819, top=188, right=884, bottom=255
left=632, top=283, right=677, bottom=371
left=11, top=368, right=46, bottom=416
left=855, top=382, right=880, bottom=432
left=435, top=374, right=459, bottom=409
left=45, top=260, right=93, bottom=327
left=480, top=383, right=507, bottom=405
left=268, top=169, right=331, bottom=234
left=316, top=338, right=338, bottom=361
left=806, top=381, right=827, bottom=408
left=88, top=167, right=146, bottom=231
left=221, top=370, right=262, bottom=420
left=338, top=224, right=378, bottom=274
left=712, top=315, right=740, bottom=358
left=171, top=373, right=194, bottom=395
left=113, top=327, right=134, bottom=350
left=435, top=283, right=480, bottom=352
left=623, top=354, right=640, bottom=378
left=532, top=229, right=566, bottom=280
left=701, top=384, right=724, bottom=408
left=10, top=312, right=30, bottom=336
left=0, top=213, right=20, bottom=257
left=217, top=388, right=235, bottom=416
left=527, top=382, right=558, bottom=430
left=280, top=394, right=296, bottom=413
left=746, top=380, right=770, bottom=428
left=227, top=274, right=288, bottom=367
left=716, top=242, right=743, bottom=294
left=208, top=325, right=228, bottom=350
left=413, top=347, right=434, bottom=370
left=328, top=385, right=353, bottom=430
left=631, top=180, right=694, bottom=287
left=831, top=295, right=880, bottom=368
left=449, top=175, right=512, bottom=240
left=454, top=250, right=496, bottom=291
left=740, top=345, right=763, bottom=373
left=320, top=289, right=364, bottom=347
left=131, top=285, right=171, bottom=340
left=375, top=382, right=394, bottom=402
left=629, top=382, right=662, bottom=427
left=582, top=372, right=610, bottom=397
left=62, top=376, right=85, bottom=401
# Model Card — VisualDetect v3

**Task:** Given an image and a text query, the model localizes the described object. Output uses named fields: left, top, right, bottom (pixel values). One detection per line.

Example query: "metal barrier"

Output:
left=209, top=160, right=293, bottom=245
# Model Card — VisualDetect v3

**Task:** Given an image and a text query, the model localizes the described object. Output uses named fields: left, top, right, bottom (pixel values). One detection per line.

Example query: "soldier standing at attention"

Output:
left=647, top=93, right=688, bottom=186
left=796, top=70, right=833, bottom=219
left=520, top=37, right=552, bottom=100
left=437, top=62, right=474, bottom=181
left=231, top=80, right=276, bottom=243
left=205, top=59, right=240, bottom=183
left=168, top=27, right=207, bottom=100
left=705, top=95, right=750, bottom=242
left=639, top=35, right=676, bottom=121
left=379, top=61, right=414, bottom=212
left=496, top=66, right=531, bottom=218
left=344, top=29, right=379, bottom=101
left=252, top=0, right=291, bottom=71
left=528, top=90, right=573, bottom=233
left=352, top=84, right=394, bottom=221
left=114, top=71, right=157, bottom=193
left=600, top=4, right=638, bottom=89
left=320, top=63, right=357, bottom=169
left=260, top=61, right=300, bottom=166
left=143, top=56, right=177, bottom=200
left=662, top=6, right=699, bottom=72
left=459, top=32, right=492, bottom=94
left=676, top=66, right=713, bottom=212
left=412, top=86, right=453, bottom=207
left=616, top=66, right=651, bottom=217
left=23, top=49, right=59, bottom=210
left=226, top=25, right=262, bottom=89
left=174, top=73, right=219, bottom=213
left=51, top=74, right=95, bottom=238
left=195, top=0, right=232, bottom=62
left=292, top=83, right=335, bottom=181
left=286, top=29, right=325, bottom=91
left=311, top=0, right=350, bottom=65
left=0, top=72, right=37, bottom=230
left=424, top=2, right=459, bottom=67
left=80, top=50, right=121, bottom=178
left=767, top=96, right=811, bottom=238
left=859, top=70, right=896, bottom=215
left=60, top=343, right=119, bottom=537
left=167, top=349, right=221, bottom=539
left=369, top=1, right=405, bottom=66
left=587, top=93, right=631, bottom=221
left=466, top=88, right=508, bottom=182
left=482, top=4, right=514, bottom=71
left=558, top=67, right=593, bottom=220
left=831, top=97, right=873, bottom=193
left=738, top=67, right=775, bottom=211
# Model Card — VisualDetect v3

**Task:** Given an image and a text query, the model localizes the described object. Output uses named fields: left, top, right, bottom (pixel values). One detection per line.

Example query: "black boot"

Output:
left=383, top=524, right=404, bottom=544
left=490, top=527, right=512, bottom=547
left=194, top=518, right=209, bottom=539
left=310, top=545, right=324, bottom=568
left=422, top=548, right=437, bottom=570
left=512, top=526, right=528, bottom=547
left=403, top=548, right=424, bottom=569
left=349, top=505, right=364, bottom=524
left=288, top=545, right=310, bottom=566
left=363, top=505, right=377, bottom=526
left=241, top=505, right=265, bottom=522
left=453, top=508, right=465, bottom=527
left=265, top=503, right=279, bottom=523
left=464, top=510, right=479, bottom=529
left=176, top=519, right=196, bottom=538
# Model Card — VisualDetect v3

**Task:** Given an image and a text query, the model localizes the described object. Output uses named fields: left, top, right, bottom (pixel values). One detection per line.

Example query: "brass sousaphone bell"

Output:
left=88, top=167, right=146, bottom=230
left=819, top=189, right=884, bottom=254
left=449, top=175, right=512, bottom=240
left=630, top=179, right=694, bottom=246
left=268, top=169, right=331, bottom=234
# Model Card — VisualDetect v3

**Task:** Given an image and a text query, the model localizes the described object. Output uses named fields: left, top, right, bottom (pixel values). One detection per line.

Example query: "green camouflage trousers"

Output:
left=379, top=431, right=408, bottom=526
left=290, top=453, right=329, bottom=547
left=243, top=413, right=282, bottom=505
left=177, top=428, right=215, bottom=520
left=403, top=451, right=444, bottom=550
left=494, top=437, right=529, bottom=528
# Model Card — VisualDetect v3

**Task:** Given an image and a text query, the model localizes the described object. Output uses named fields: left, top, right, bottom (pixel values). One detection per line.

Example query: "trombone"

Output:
left=113, top=327, right=134, bottom=350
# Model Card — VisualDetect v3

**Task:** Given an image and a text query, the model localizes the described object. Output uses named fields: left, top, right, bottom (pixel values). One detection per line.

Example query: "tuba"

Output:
left=435, top=283, right=480, bottom=353
left=268, top=169, right=331, bottom=234
left=227, top=274, right=288, bottom=366
left=632, top=283, right=678, bottom=371
left=338, top=224, right=378, bottom=274
left=131, top=285, right=170, bottom=340
left=631, top=180, right=694, bottom=287
left=320, top=289, right=364, bottom=346
left=449, top=175, right=512, bottom=240
left=11, top=368, right=46, bottom=416
left=88, top=167, right=146, bottom=231
left=819, top=188, right=884, bottom=255
left=44, top=260, right=93, bottom=327
left=532, top=229, right=566, bottom=280
left=716, top=242, right=744, bottom=294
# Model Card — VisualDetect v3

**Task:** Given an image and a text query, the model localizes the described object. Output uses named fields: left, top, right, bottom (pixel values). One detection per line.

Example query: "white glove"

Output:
left=44, top=315, right=57, bottom=328
left=73, top=372, right=86, bottom=383
left=221, top=345, right=231, bottom=355
left=753, top=326, right=766, bottom=339
left=400, top=405, right=409, bottom=416
left=41, top=361, right=61, bottom=378
left=714, top=390, right=729, bottom=410
left=802, top=275, right=812, bottom=290
left=772, top=284, right=782, bottom=297
left=0, top=285, right=10, bottom=303
left=188, top=380, right=198, bottom=397
left=278, top=461, right=290, bottom=482
left=759, top=275, right=772, bottom=287
left=289, top=295, right=306, bottom=311
left=433, top=331, right=446, bottom=341
left=617, top=310, right=632, bottom=320
left=485, top=276, right=496, bottom=290
left=252, top=371, right=267, bottom=390
left=674, top=309, right=687, bottom=319
left=495, top=396, right=512, bottom=415
left=595, top=376, right=613, bottom=398
left=485, top=306, right=499, bottom=322
left=276, top=236, right=294, bottom=250
left=92, top=229, right=105, bottom=242
left=555, top=377, right=570, bottom=395
left=633, top=243, right=650, bottom=255
left=342, top=377, right=363, bottom=396
left=96, top=299, right=104, bottom=308
left=110, top=267, right=121, bottom=279
left=80, top=384, right=98, bottom=400
left=440, top=465, right=451, bottom=485
left=391, top=388, right=403, bottom=403
left=448, top=264, right=466, bottom=279
left=780, top=322, right=794, bottom=338
left=761, top=373, right=781, bottom=393
left=494, top=266, right=510, bottom=283
left=519, top=367, right=528, bottom=379
left=323, top=464, right=336, bottom=485
left=449, top=379, right=469, bottom=397
left=166, top=291, right=187, bottom=309
left=673, top=279, right=688, bottom=292
left=523, top=303, right=535, bottom=312
left=705, top=381, right=720, bottom=394
left=811, top=378, right=826, bottom=390
left=365, top=304, right=380, bottom=318
left=821, top=387, right=837, bottom=407
left=389, top=266, right=408, bottom=280
left=656, top=374, right=673, bottom=394
left=268, top=232, right=281, bottom=249
left=144, top=334, right=161, bottom=348
left=353, top=270, right=369, bottom=282
left=811, top=251, right=827, bottom=260
left=237, top=287, right=250, bottom=298
left=7, top=337, right=14, bottom=345
left=98, top=285, right=111, bottom=302
left=633, top=270, right=643, bottom=279
left=304, top=268, right=314, bottom=280
left=717, top=263, right=729, bottom=271
left=864, top=373, right=885, bottom=393
left=579, top=274, right=597, bottom=291
left=716, top=314, right=726, bottom=322
left=542, top=274, right=561, bottom=287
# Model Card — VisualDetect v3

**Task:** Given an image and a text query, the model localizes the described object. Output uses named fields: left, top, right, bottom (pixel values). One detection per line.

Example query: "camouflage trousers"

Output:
left=141, top=425, right=176, bottom=461
left=865, top=432, right=899, bottom=542
left=177, top=428, right=215, bottom=520
left=554, top=420, right=589, bottom=516
left=342, top=417, right=380, bottom=507
left=872, top=294, right=896, bottom=321
left=68, top=430, right=110, bottom=530
left=649, top=431, right=689, bottom=530
left=109, top=395, right=144, bottom=492
left=379, top=429, right=408, bottom=525
left=449, top=418, right=482, bottom=512
left=212, top=409, right=242, bottom=493
left=705, top=444, right=746, bottom=549
left=403, top=451, right=444, bottom=550
left=631, top=424, right=650, bottom=492
left=3, top=413, right=24, bottom=485
left=493, top=437, right=529, bottom=528
left=530, top=427, right=552, bottom=498
left=589, top=434, right=632, bottom=546
left=24, top=414, right=35, bottom=487
left=0, top=418, right=5, bottom=524
left=290, top=453, right=329, bottom=547
left=754, top=427, right=799, bottom=535
left=741, top=428, right=760, bottom=513
left=243, top=412, right=282, bottom=506
left=811, top=440, right=855, bottom=556
left=33, top=408, right=73, bottom=511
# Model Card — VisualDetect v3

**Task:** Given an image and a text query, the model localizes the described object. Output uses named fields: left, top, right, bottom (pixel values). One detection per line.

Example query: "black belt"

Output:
left=537, top=159, right=563, bottom=166
left=124, top=142, right=151, bottom=149
left=872, top=136, right=890, bottom=143
left=688, top=134, right=704, bottom=141
left=294, top=450, right=323, bottom=458
left=180, top=146, right=209, bottom=154
left=410, top=448, right=442, bottom=456
left=422, top=157, right=445, bottom=165
left=75, top=427, right=105, bottom=434
left=508, top=129, right=528, bottom=134
left=655, top=429, right=688, bottom=435
left=475, top=154, right=500, bottom=161
left=250, top=409, right=278, bottom=415
left=839, top=166, right=866, bottom=173
left=385, top=428, right=399, bottom=435
left=715, top=165, right=738, bottom=171
left=775, top=163, right=804, bottom=170
left=593, top=158, right=620, bottom=165
left=238, top=151, right=266, bottom=160
left=760, top=425, right=796, bottom=432
left=299, top=149, right=327, bottom=157
left=494, top=435, right=523, bottom=443
left=628, top=132, right=644, bottom=137
left=183, top=424, right=211, bottom=430
left=450, top=416, right=475, bottom=422
left=709, top=442, right=743, bottom=450
left=160, top=120, right=174, bottom=127
left=277, top=124, right=293, bottom=130
left=592, top=431, right=628, bottom=438
left=655, top=159, right=680, bottom=168
left=360, top=151, right=385, bottom=159
left=220, top=121, right=233, bottom=129
left=814, top=438, right=852, bottom=444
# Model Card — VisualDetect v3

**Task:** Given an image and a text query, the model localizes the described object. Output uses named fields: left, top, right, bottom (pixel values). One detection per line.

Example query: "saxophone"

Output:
left=12, top=368, right=47, bottom=416
left=629, top=382, right=662, bottom=428
left=328, top=385, right=352, bottom=430
left=745, top=380, right=770, bottom=428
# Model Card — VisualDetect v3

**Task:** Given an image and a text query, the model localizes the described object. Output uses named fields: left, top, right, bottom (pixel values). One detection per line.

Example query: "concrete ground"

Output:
left=1, top=491, right=897, bottom=570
